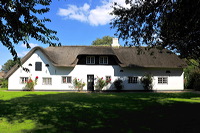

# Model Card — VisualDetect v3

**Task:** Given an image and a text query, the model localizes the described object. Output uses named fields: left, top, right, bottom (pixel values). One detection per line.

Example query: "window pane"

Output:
left=106, top=76, right=111, bottom=81
left=20, top=77, right=28, bottom=84
left=86, top=56, right=95, bottom=64
left=99, top=57, right=104, bottom=64
left=128, top=76, right=138, bottom=84
left=163, top=77, right=168, bottom=84
left=43, top=78, right=52, bottom=85
left=128, top=77, right=133, bottom=83
left=35, top=62, right=42, bottom=71
left=158, top=77, right=168, bottom=84
left=62, top=77, right=66, bottom=83
left=99, top=56, right=108, bottom=64
left=104, top=57, right=108, bottom=64
left=91, top=57, right=95, bottom=64
left=133, top=77, right=138, bottom=83
left=67, top=77, right=72, bottom=83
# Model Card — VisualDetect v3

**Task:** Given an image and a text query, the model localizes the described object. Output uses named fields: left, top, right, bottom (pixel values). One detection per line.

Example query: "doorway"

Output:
left=87, top=75, right=94, bottom=91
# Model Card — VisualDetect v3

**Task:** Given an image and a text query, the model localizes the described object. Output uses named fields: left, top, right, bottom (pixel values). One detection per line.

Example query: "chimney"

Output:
left=111, top=38, right=120, bottom=47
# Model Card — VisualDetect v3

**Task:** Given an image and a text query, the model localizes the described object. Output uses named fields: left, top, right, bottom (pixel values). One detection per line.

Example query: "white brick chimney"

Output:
left=111, top=38, right=120, bottom=47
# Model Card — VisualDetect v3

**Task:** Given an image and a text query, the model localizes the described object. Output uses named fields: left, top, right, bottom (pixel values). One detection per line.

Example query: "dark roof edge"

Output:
left=4, top=46, right=56, bottom=79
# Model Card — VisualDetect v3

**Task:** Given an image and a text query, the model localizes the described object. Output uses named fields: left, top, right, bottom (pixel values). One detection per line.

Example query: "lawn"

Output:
left=0, top=88, right=200, bottom=133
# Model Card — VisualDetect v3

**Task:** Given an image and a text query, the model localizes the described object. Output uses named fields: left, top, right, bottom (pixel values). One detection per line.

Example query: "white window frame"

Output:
left=158, top=77, right=168, bottom=84
left=42, top=77, right=52, bottom=85
left=62, top=76, right=72, bottom=84
left=128, top=76, right=138, bottom=84
left=99, top=56, right=108, bottom=64
left=20, top=77, right=28, bottom=84
left=86, top=56, right=95, bottom=64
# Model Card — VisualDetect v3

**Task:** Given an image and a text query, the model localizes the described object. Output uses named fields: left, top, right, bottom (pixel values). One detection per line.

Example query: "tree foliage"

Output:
left=92, top=36, right=113, bottom=46
left=0, top=0, right=60, bottom=62
left=184, top=59, right=200, bottom=89
left=1, top=59, right=17, bottom=72
left=111, top=0, right=200, bottom=61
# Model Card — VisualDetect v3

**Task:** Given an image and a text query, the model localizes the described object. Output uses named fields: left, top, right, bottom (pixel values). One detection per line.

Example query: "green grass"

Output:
left=0, top=89, right=200, bottom=133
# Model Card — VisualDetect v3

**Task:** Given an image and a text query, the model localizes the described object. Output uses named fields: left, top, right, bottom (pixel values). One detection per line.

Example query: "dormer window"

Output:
left=86, top=56, right=95, bottom=64
left=99, top=56, right=108, bottom=64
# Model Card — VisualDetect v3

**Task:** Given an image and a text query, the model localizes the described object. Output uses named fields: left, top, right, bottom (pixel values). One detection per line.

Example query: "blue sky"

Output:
left=0, top=0, right=130, bottom=69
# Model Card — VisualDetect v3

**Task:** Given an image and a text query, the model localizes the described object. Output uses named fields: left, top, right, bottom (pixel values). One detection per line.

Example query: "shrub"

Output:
left=0, top=79, right=8, bottom=88
left=140, top=74, right=153, bottom=91
left=113, top=79, right=123, bottom=91
left=73, top=78, right=86, bottom=92
left=186, top=70, right=200, bottom=90
left=24, top=76, right=38, bottom=91
left=95, top=77, right=111, bottom=91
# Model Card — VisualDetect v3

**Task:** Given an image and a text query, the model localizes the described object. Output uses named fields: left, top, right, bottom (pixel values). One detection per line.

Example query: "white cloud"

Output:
left=21, top=43, right=38, bottom=48
left=0, top=65, right=2, bottom=70
left=58, top=3, right=90, bottom=22
left=18, top=51, right=29, bottom=57
left=57, top=0, right=130, bottom=26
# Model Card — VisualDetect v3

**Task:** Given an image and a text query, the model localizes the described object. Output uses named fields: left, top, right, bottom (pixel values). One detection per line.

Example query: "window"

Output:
left=35, top=62, right=42, bottom=71
left=99, top=56, right=108, bottom=64
left=128, top=76, right=138, bottom=83
left=43, top=78, right=52, bottom=85
left=158, top=77, right=168, bottom=84
left=86, top=56, right=95, bottom=64
left=106, top=76, right=111, bottom=81
left=20, top=77, right=28, bottom=84
left=62, top=76, right=72, bottom=84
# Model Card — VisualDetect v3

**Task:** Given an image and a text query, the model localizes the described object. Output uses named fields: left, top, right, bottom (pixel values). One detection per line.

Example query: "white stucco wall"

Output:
left=8, top=50, right=184, bottom=91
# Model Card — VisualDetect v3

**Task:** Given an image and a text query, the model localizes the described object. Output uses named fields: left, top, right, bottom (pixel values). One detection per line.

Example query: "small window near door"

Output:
left=62, top=76, right=72, bottom=84
left=35, top=62, right=42, bottom=71
left=128, top=76, right=138, bottom=83
left=86, top=56, right=95, bottom=64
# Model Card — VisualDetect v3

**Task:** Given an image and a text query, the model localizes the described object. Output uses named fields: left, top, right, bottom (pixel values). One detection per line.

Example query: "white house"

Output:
left=5, top=39, right=186, bottom=91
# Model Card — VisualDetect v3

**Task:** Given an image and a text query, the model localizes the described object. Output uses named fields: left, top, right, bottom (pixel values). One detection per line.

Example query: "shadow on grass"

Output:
left=0, top=92, right=200, bottom=133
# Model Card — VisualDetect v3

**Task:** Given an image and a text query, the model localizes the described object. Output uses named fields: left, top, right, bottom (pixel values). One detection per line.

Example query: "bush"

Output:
left=95, top=77, right=111, bottom=91
left=113, top=79, right=123, bottom=91
left=140, top=74, right=153, bottom=91
left=0, top=79, right=8, bottom=88
left=23, top=76, right=39, bottom=91
left=73, top=78, right=86, bottom=92
left=186, top=70, right=200, bottom=90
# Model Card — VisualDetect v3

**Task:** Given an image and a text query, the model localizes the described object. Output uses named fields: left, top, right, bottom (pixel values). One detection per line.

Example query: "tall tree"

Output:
left=1, top=59, right=17, bottom=72
left=111, top=0, right=200, bottom=61
left=0, top=0, right=60, bottom=63
left=92, top=36, right=113, bottom=46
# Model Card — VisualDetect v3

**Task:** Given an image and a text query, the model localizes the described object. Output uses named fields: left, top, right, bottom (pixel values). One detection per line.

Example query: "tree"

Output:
left=1, top=59, right=17, bottom=72
left=111, top=0, right=200, bottom=61
left=0, top=0, right=60, bottom=63
left=92, top=36, right=113, bottom=46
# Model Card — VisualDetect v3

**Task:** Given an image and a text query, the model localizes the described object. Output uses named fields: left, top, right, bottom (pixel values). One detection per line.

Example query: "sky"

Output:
left=0, top=0, right=130, bottom=69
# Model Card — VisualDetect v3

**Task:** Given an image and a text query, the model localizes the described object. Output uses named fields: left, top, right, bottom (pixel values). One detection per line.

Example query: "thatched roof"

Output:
left=4, top=46, right=186, bottom=78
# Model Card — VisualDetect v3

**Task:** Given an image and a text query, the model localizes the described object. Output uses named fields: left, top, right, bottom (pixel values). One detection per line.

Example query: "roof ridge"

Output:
left=47, top=45, right=113, bottom=48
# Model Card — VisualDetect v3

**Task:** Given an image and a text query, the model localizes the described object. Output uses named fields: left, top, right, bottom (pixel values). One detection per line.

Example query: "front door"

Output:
left=87, top=75, right=94, bottom=91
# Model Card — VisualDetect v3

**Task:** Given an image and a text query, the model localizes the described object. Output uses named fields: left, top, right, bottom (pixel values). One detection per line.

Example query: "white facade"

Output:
left=8, top=49, right=184, bottom=91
